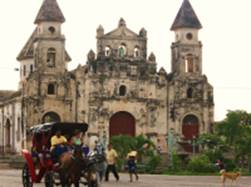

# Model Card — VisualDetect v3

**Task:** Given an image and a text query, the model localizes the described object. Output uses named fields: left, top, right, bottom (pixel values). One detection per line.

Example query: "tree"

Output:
left=215, top=110, right=251, bottom=171
left=196, top=133, right=226, bottom=163
left=216, top=110, right=249, bottom=144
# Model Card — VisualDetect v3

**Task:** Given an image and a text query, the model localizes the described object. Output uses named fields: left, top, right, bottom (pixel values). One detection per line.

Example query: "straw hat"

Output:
left=128, top=150, right=137, bottom=157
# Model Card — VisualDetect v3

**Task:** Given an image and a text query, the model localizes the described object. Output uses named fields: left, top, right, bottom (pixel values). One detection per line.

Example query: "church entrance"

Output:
left=42, top=112, right=61, bottom=123
left=109, top=111, right=135, bottom=138
left=181, top=114, right=199, bottom=153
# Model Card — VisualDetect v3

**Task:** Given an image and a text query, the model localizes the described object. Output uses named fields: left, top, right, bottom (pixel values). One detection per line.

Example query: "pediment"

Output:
left=105, top=27, right=138, bottom=38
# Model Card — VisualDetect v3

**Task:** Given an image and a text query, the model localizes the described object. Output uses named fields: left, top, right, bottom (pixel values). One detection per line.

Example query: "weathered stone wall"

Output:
left=0, top=0, right=215, bottom=155
left=0, top=98, right=22, bottom=153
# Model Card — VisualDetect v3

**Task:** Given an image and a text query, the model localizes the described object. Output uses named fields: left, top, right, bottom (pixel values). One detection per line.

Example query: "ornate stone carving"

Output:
left=96, top=25, right=104, bottom=37
left=148, top=52, right=156, bottom=62
left=87, top=50, right=95, bottom=61
left=139, top=28, right=147, bottom=38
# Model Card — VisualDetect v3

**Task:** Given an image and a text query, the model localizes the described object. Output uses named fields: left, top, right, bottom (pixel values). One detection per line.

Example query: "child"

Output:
left=127, top=150, right=139, bottom=182
left=216, top=159, right=225, bottom=173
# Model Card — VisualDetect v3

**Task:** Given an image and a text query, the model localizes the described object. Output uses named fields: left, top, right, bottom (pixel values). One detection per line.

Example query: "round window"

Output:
left=48, top=26, right=55, bottom=34
left=186, top=33, right=193, bottom=40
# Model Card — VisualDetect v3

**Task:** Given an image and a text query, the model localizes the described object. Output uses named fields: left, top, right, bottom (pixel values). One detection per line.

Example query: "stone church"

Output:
left=0, top=0, right=214, bottom=154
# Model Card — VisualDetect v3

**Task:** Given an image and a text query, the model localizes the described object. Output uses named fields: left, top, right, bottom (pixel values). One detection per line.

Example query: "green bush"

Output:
left=169, top=151, right=183, bottom=172
left=204, top=149, right=223, bottom=163
left=187, top=154, right=217, bottom=173
left=224, top=159, right=237, bottom=171
left=145, top=154, right=161, bottom=173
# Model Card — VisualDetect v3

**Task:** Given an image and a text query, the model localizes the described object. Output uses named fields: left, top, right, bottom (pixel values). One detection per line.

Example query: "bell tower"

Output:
left=167, top=0, right=214, bottom=153
left=16, top=0, right=73, bottom=126
left=170, top=0, right=202, bottom=75
left=33, top=0, right=68, bottom=74
left=17, top=0, right=71, bottom=89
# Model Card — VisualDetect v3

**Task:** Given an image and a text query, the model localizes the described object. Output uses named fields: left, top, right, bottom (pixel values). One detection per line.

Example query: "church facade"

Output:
left=0, top=0, right=214, bottom=154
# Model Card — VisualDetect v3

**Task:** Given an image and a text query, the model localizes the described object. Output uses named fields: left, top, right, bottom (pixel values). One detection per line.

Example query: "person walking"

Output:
left=105, top=143, right=119, bottom=182
left=94, top=140, right=106, bottom=182
left=127, top=150, right=139, bottom=182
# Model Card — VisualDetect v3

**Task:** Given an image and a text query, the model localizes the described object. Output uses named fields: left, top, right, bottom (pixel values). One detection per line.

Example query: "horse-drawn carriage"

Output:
left=21, top=122, right=103, bottom=187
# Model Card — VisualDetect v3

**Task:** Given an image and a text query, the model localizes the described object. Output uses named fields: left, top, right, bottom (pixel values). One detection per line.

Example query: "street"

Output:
left=0, top=170, right=250, bottom=187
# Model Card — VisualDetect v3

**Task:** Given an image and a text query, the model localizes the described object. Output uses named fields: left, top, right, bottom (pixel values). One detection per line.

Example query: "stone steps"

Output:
left=154, top=153, right=169, bottom=174
left=0, top=155, right=25, bottom=169
left=0, top=163, right=11, bottom=169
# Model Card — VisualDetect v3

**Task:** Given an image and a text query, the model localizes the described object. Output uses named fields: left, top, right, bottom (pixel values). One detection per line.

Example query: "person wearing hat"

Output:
left=127, top=149, right=139, bottom=182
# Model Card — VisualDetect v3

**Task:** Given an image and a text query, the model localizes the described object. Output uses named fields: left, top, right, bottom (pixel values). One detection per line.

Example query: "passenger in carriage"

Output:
left=82, top=143, right=90, bottom=157
left=70, top=130, right=90, bottom=157
left=69, top=130, right=84, bottom=156
left=70, top=130, right=82, bottom=146
left=31, top=132, right=51, bottom=166
left=32, top=133, right=42, bottom=155
left=50, top=130, right=68, bottom=162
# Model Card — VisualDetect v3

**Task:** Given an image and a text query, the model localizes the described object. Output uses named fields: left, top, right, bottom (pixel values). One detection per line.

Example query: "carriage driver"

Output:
left=50, top=130, right=68, bottom=162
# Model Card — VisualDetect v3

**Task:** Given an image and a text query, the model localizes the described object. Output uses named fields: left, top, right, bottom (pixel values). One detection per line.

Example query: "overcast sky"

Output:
left=0, top=0, right=251, bottom=121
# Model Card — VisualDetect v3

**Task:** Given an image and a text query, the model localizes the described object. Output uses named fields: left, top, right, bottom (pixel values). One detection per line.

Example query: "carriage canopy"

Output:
left=29, top=122, right=88, bottom=138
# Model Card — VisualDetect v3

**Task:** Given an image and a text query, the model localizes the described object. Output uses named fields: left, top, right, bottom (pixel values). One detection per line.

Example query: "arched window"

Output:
left=207, top=91, right=213, bottom=102
left=119, top=85, right=126, bottom=96
left=187, top=88, right=193, bottom=98
left=42, top=112, right=61, bottom=123
left=134, top=47, right=140, bottom=57
left=105, top=46, right=111, bottom=56
left=48, top=83, right=55, bottom=95
left=23, top=65, right=26, bottom=76
left=47, top=48, right=56, bottom=67
left=185, top=54, right=194, bottom=73
left=17, top=117, right=21, bottom=141
left=30, top=64, right=33, bottom=73
left=118, top=44, right=126, bottom=58
left=5, top=119, right=11, bottom=146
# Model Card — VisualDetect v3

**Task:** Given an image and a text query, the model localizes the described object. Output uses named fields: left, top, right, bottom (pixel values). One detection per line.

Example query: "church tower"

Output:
left=167, top=0, right=214, bottom=153
left=170, top=0, right=202, bottom=75
left=17, top=0, right=74, bottom=127
left=33, top=0, right=69, bottom=74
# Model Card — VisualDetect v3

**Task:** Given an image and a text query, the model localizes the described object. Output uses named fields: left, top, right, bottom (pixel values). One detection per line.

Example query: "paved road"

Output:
left=0, top=170, right=250, bottom=187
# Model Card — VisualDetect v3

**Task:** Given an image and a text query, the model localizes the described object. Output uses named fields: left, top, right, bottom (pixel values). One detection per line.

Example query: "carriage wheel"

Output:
left=45, top=171, right=54, bottom=187
left=22, top=164, right=33, bottom=187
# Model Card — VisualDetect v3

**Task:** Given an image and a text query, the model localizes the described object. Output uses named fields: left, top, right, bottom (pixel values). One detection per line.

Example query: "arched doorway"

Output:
left=5, top=119, right=11, bottom=148
left=181, top=114, right=199, bottom=153
left=109, top=111, right=135, bottom=138
left=42, top=112, right=61, bottom=123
